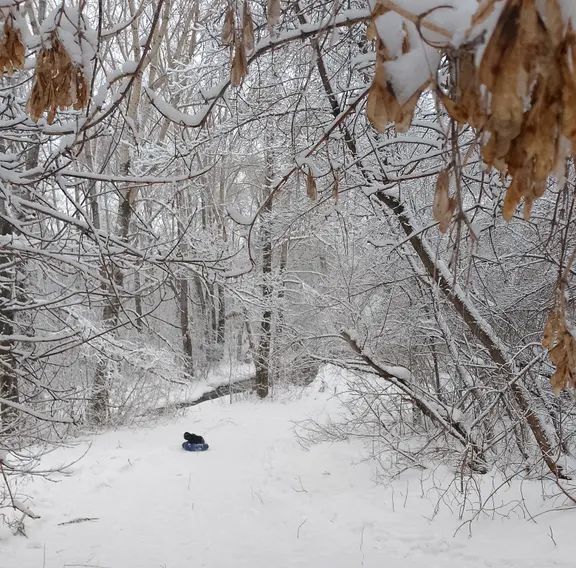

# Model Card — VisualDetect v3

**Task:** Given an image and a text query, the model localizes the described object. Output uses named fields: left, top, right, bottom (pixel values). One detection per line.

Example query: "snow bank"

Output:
left=3, top=367, right=576, bottom=568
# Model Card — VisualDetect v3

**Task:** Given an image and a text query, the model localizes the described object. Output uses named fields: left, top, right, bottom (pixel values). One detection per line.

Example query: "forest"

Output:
left=2, top=0, right=576, bottom=563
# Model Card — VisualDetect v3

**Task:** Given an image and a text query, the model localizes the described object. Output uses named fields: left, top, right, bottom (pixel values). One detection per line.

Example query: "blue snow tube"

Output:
left=182, top=441, right=209, bottom=451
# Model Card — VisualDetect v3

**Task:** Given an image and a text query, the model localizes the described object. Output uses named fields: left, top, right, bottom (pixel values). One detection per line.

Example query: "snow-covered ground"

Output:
left=3, top=368, right=576, bottom=568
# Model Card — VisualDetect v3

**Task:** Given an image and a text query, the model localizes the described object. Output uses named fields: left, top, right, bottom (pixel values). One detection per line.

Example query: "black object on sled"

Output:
left=182, top=432, right=208, bottom=451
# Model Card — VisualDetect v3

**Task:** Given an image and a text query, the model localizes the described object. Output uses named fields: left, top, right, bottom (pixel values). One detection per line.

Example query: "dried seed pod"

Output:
left=0, top=15, right=25, bottom=75
left=306, top=168, right=317, bottom=200
left=501, top=177, right=523, bottom=221
left=543, top=306, right=576, bottom=393
left=366, top=21, right=377, bottom=41
left=230, top=38, right=247, bottom=86
left=267, top=0, right=281, bottom=30
left=366, top=38, right=424, bottom=133
left=221, top=6, right=235, bottom=46
left=440, top=51, right=486, bottom=129
left=242, top=1, right=255, bottom=54
left=560, top=28, right=576, bottom=147
left=434, top=0, right=576, bottom=222
left=27, top=36, right=89, bottom=124
left=366, top=75, right=390, bottom=132
left=332, top=171, right=339, bottom=203
left=432, top=169, right=454, bottom=233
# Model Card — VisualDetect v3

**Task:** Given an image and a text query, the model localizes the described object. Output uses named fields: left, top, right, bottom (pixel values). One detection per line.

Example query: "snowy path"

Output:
left=3, top=381, right=576, bottom=568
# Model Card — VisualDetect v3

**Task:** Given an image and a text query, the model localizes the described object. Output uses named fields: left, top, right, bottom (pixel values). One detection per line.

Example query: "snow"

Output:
left=39, top=5, right=97, bottom=82
left=155, top=361, right=254, bottom=408
left=223, top=264, right=252, bottom=278
left=370, top=0, right=518, bottom=101
left=380, top=364, right=412, bottom=381
left=3, top=368, right=576, bottom=568
left=227, top=205, right=254, bottom=226
left=371, top=0, right=477, bottom=47
left=384, top=47, right=440, bottom=105
left=375, top=11, right=405, bottom=58
left=145, top=88, right=210, bottom=127
left=91, top=83, right=108, bottom=109
left=200, top=80, right=229, bottom=101
left=1, top=6, right=32, bottom=47
left=121, top=60, right=139, bottom=74
left=393, top=0, right=476, bottom=30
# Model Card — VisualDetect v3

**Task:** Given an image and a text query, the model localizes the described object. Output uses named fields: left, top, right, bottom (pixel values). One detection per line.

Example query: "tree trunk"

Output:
left=271, top=240, right=288, bottom=384
left=0, top=210, right=17, bottom=431
left=193, top=275, right=209, bottom=351
left=179, top=276, right=194, bottom=376
left=175, top=189, right=194, bottom=375
left=255, top=153, right=274, bottom=399
left=134, top=267, right=143, bottom=332
left=216, top=283, right=225, bottom=346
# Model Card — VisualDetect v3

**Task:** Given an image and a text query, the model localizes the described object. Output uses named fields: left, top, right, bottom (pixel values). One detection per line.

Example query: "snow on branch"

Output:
left=145, top=87, right=209, bottom=128
left=340, top=329, right=488, bottom=472
left=0, top=397, right=74, bottom=424
left=61, top=165, right=213, bottom=185
left=162, top=9, right=372, bottom=129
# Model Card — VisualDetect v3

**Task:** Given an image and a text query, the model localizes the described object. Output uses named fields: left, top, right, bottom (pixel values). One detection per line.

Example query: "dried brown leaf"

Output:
left=522, top=195, right=535, bottom=220
left=551, top=366, right=566, bottom=394
left=366, top=21, right=377, bottom=41
left=478, top=1, right=521, bottom=89
left=543, top=308, right=562, bottom=348
left=401, top=22, right=410, bottom=54
left=395, top=88, right=422, bottom=133
left=367, top=48, right=392, bottom=132
left=366, top=39, right=423, bottom=133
